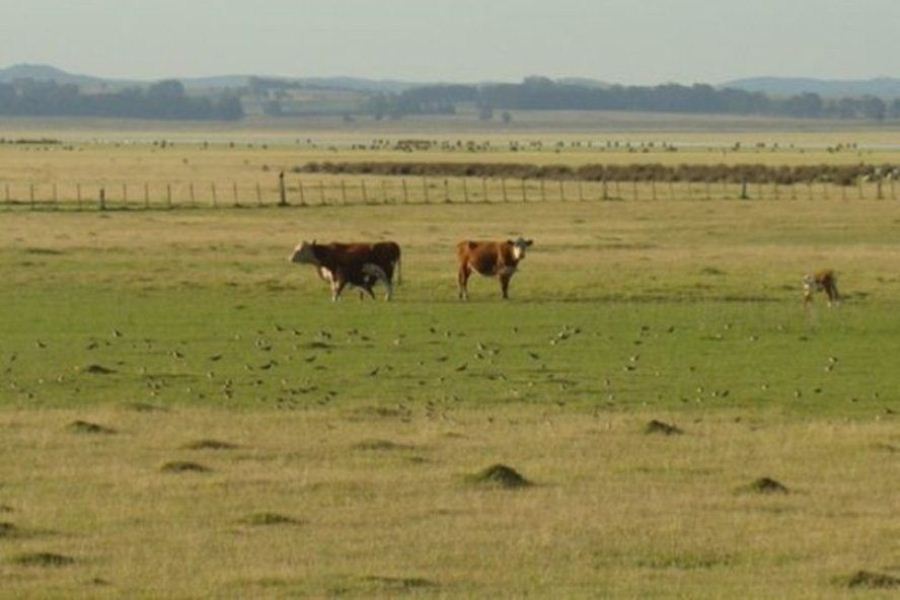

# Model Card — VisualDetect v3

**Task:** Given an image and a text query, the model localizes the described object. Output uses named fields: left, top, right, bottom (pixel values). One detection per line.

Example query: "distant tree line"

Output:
left=366, top=77, right=900, bottom=120
left=0, top=79, right=244, bottom=120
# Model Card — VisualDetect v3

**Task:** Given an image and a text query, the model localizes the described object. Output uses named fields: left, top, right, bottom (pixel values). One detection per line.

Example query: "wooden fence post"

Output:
left=558, top=180, right=564, bottom=202
left=121, top=183, right=127, bottom=206
left=319, top=180, right=326, bottom=205
left=189, top=183, right=196, bottom=207
left=807, top=181, right=813, bottom=200
left=99, top=187, right=106, bottom=211
left=211, top=183, right=217, bottom=208
left=402, top=178, right=409, bottom=204
left=577, top=180, right=584, bottom=202
left=520, top=179, right=527, bottom=202
left=602, top=177, right=608, bottom=200
left=278, top=172, right=287, bottom=206
left=501, top=178, right=508, bottom=203
left=857, top=177, right=864, bottom=200
left=540, top=179, right=546, bottom=202
left=740, top=179, right=748, bottom=200
left=144, top=183, right=150, bottom=209
left=298, top=180, right=306, bottom=205
left=52, top=183, right=58, bottom=209
left=481, top=178, right=488, bottom=203
left=339, top=180, right=347, bottom=205
left=361, top=179, right=368, bottom=204
left=30, top=183, right=35, bottom=210
left=632, top=180, right=638, bottom=201
left=463, top=178, right=469, bottom=203
left=256, top=182, right=262, bottom=206
left=76, top=184, right=82, bottom=210
left=876, top=178, right=883, bottom=200
left=651, top=179, right=657, bottom=201
left=422, top=177, right=429, bottom=203
left=822, top=182, right=829, bottom=200
left=232, top=182, right=239, bottom=207
left=167, top=184, right=172, bottom=208
left=380, top=179, right=388, bottom=204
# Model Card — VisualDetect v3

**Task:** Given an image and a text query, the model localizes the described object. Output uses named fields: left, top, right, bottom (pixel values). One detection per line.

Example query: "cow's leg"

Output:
left=332, top=279, right=347, bottom=302
left=827, top=282, right=840, bottom=306
left=458, top=264, right=471, bottom=300
left=499, top=273, right=512, bottom=299
left=362, top=264, right=390, bottom=300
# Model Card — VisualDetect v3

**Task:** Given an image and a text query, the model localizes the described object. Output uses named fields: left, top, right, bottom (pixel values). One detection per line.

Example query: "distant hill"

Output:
left=0, top=63, right=418, bottom=94
left=724, top=76, right=900, bottom=98
left=0, top=63, right=110, bottom=86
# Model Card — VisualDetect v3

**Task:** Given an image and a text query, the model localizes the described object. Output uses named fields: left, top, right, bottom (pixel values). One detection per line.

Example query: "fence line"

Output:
left=1, top=175, right=896, bottom=211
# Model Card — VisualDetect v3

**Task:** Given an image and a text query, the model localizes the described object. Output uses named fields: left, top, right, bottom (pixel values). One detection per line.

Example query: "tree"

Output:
left=860, top=95, right=886, bottom=121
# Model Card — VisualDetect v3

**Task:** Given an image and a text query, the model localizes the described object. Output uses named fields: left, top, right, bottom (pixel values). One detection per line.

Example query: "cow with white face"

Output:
left=290, top=240, right=401, bottom=301
left=456, top=237, right=533, bottom=300
left=803, top=269, right=840, bottom=307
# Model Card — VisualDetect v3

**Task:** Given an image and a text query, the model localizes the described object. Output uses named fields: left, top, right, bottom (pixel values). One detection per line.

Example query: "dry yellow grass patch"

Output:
left=0, top=406, right=896, bottom=597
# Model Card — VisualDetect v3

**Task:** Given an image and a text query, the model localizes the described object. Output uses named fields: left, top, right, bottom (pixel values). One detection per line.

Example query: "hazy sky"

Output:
left=2, top=0, right=897, bottom=84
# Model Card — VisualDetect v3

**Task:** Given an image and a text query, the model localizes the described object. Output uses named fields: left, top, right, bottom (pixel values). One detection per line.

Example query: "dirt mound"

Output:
left=845, top=570, right=900, bottom=589
left=12, top=552, right=75, bottom=567
left=182, top=439, right=238, bottom=450
left=353, top=439, right=414, bottom=451
left=82, top=364, right=115, bottom=375
left=644, top=419, right=683, bottom=435
left=468, top=464, right=532, bottom=489
left=0, top=522, right=17, bottom=538
left=160, top=461, right=211, bottom=473
left=125, top=402, right=168, bottom=413
left=67, top=420, right=116, bottom=435
left=241, top=512, right=302, bottom=526
left=362, top=575, right=434, bottom=591
left=738, top=477, right=789, bottom=495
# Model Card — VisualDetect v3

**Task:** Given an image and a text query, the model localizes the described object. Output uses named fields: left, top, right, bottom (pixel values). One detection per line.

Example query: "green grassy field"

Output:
left=1, top=135, right=899, bottom=596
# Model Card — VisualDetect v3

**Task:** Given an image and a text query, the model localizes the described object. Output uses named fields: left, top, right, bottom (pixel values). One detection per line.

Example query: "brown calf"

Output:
left=290, top=240, right=401, bottom=301
left=457, top=237, right=533, bottom=300
left=803, top=269, right=840, bottom=306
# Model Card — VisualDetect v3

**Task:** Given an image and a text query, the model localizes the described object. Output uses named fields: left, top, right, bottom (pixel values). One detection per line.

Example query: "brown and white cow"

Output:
left=456, top=237, right=533, bottom=300
left=803, top=269, right=840, bottom=306
left=290, top=240, right=401, bottom=301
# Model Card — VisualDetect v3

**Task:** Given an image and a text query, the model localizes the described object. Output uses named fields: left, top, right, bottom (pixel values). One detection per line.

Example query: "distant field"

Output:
left=1, top=117, right=898, bottom=209
left=1, top=123, right=899, bottom=596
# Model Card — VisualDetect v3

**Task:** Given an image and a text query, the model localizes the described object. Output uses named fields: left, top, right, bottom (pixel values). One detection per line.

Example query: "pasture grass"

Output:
left=0, top=406, right=897, bottom=597
left=1, top=179, right=899, bottom=596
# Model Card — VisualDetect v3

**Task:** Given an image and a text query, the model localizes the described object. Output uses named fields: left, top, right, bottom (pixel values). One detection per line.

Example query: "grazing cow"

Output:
left=456, top=237, right=533, bottom=300
left=290, top=240, right=401, bottom=301
left=803, top=269, right=840, bottom=306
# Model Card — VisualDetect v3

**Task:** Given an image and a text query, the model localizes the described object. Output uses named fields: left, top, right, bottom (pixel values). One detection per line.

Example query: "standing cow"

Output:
left=456, top=237, right=533, bottom=300
left=803, top=269, right=840, bottom=307
left=290, top=240, right=401, bottom=301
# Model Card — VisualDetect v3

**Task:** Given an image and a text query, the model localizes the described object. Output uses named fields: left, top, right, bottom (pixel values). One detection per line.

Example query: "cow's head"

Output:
left=510, top=237, right=534, bottom=260
left=289, top=240, right=318, bottom=265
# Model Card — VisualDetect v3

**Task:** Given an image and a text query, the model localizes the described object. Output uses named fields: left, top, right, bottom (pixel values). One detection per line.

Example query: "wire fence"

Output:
left=1, top=174, right=896, bottom=211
